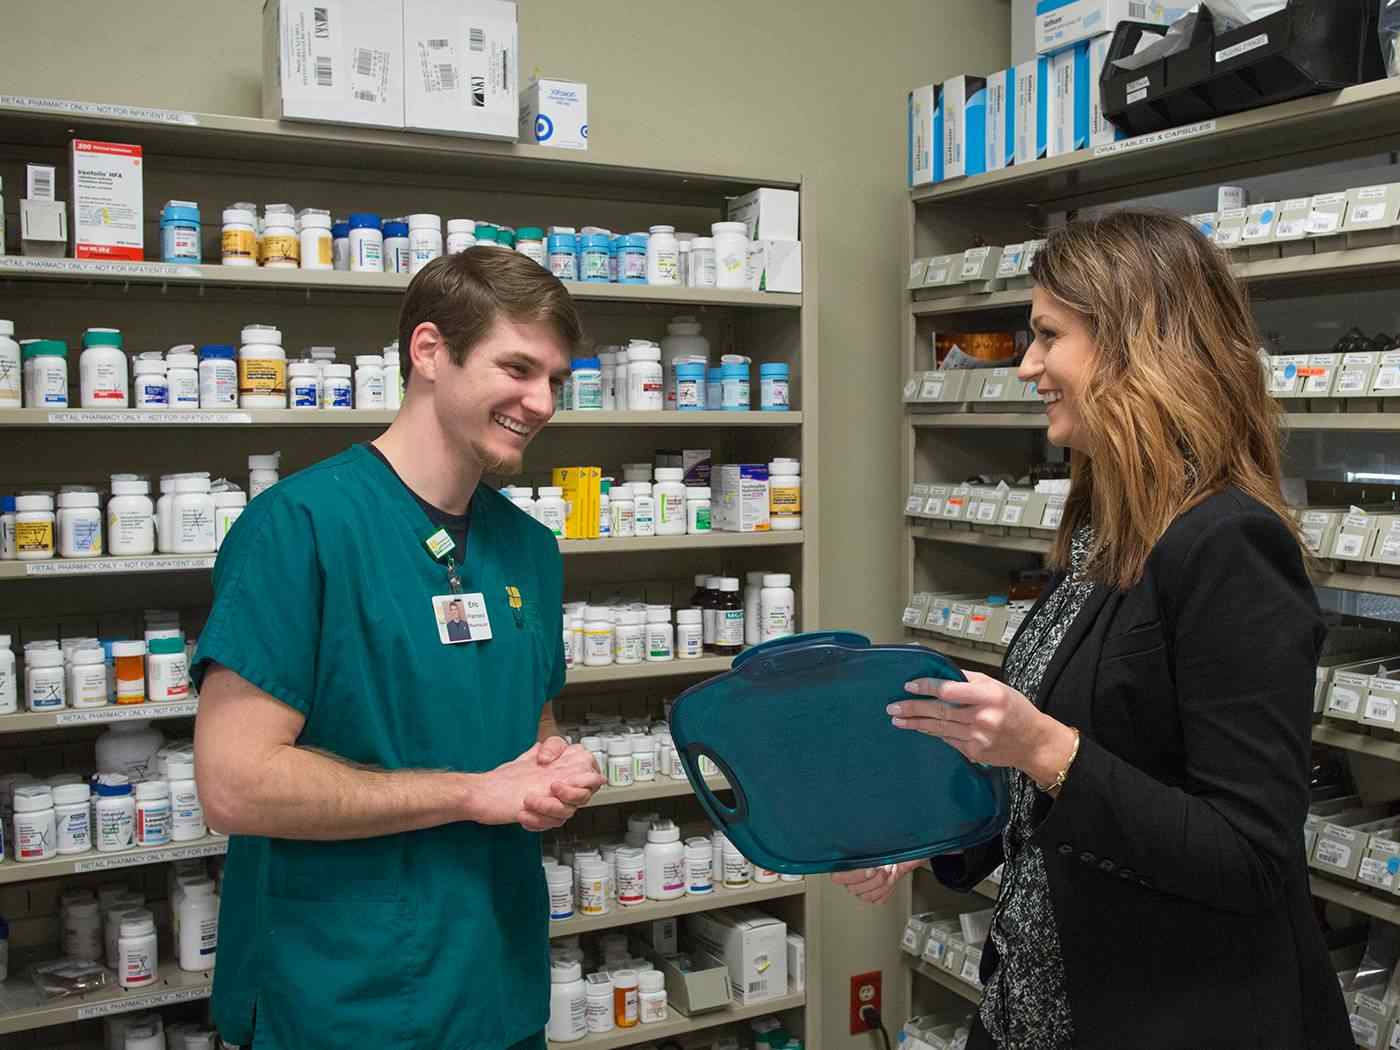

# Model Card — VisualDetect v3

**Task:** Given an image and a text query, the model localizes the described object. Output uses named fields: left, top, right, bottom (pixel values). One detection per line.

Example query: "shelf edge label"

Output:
left=75, top=984, right=211, bottom=1019
left=0, top=258, right=201, bottom=279
left=2, top=95, right=199, bottom=125
left=25, top=556, right=216, bottom=575
left=45, top=412, right=251, bottom=426
left=1093, top=119, right=1217, bottom=159
left=53, top=700, right=200, bottom=725
left=72, top=840, right=226, bottom=873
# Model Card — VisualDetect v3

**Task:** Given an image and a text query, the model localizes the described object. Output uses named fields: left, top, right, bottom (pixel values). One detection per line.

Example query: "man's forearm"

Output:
left=205, top=743, right=474, bottom=840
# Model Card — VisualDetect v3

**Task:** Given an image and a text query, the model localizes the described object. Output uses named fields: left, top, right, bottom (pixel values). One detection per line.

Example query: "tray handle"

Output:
left=730, top=630, right=871, bottom=671
left=684, top=744, right=751, bottom=827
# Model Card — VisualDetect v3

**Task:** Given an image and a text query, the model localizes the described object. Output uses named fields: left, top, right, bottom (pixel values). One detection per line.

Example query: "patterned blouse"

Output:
left=980, top=525, right=1097, bottom=1049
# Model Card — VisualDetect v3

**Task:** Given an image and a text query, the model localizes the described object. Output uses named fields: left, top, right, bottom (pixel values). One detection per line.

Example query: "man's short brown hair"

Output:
left=397, top=247, right=582, bottom=387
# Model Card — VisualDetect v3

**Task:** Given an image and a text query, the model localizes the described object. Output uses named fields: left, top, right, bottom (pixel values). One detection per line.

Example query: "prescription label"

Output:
left=15, top=520, right=53, bottom=555
left=221, top=227, right=256, bottom=261
left=1329, top=686, right=1362, bottom=715
left=1314, top=839, right=1352, bottom=869
left=238, top=357, right=287, bottom=396
left=1366, top=695, right=1398, bottom=726
left=919, top=376, right=946, bottom=401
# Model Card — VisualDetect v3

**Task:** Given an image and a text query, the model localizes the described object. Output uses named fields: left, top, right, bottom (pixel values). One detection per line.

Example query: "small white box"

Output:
left=1306, top=192, right=1349, bottom=236
left=261, top=0, right=405, bottom=129
left=21, top=199, right=67, bottom=258
left=26, top=164, right=56, bottom=203
left=1241, top=202, right=1280, bottom=244
left=986, top=68, right=1015, bottom=173
left=1088, top=35, right=1125, bottom=148
left=942, top=75, right=987, bottom=180
left=786, top=933, right=805, bottom=993
left=909, top=84, right=936, bottom=187
left=684, top=907, right=788, bottom=1005
left=1015, top=57, right=1049, bottom=165
left=519, top=77, right=587, bottom=150
left=1035, top=0, right=1191, bottom=55
left=70, top=139, right=143, bottom=261
left=1049, top=43, right=1090, bottom=159
left=403, top=0, right=519, bottom=140
left=1213, top=207, right=1249, bottom=249
left=747, top=240, right=802, bottom=294
left=728, top=188, right=800, bottom=242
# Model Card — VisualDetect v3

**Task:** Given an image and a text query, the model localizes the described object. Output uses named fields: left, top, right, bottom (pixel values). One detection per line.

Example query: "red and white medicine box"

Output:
left=70, top=139, right=144, bottom=261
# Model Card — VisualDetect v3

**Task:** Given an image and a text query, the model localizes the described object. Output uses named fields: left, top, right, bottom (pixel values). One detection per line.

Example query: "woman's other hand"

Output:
left=832, top=859, right=928, bottom=904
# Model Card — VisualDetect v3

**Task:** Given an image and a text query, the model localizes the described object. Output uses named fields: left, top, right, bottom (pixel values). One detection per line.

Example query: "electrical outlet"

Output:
left=849, top=970, right=882, bottom=1035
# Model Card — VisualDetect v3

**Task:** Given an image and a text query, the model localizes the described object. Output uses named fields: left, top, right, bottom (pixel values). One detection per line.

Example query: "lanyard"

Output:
left=423, top=527, right=463, bottom=594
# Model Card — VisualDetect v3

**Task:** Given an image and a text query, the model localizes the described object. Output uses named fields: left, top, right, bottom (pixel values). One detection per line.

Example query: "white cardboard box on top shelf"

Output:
left=262, top=0, right=406, bottom=129
left=1034, top=0, right=1191, bottom=55
left=402, top=0, right=519, bottom=140
left=519, top=77, right=588, bottom=150
left=728, top=189, right=799, bottom=242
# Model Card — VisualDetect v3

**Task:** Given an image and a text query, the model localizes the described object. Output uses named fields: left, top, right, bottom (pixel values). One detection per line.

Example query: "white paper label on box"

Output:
left=1127, top=89, right=1148, bottom=105
left=1001, top=505, right=1025, bottom=526
left=920, top=376, right=946, bottom=401
left=1092, top=120, right=1216, bottom=159
left=1315, top=839, right=1352, bottom=869
left=924, top=497, right=946, bottom=517
left=1359, top=858, right=1393, bottom=887
left=1, top=95, right=199, bottom=125
left=1334, top=533, right=1366, bottom=559
left=903, top=378, right=921, bottom=400
left=1126, top=77, right=1150, bottom=94
left=997, top=247, right=1024, bottom=279
left=1275, top=216, right=1307, bottom=238
left=1352, top=1015, right=1380, bottom=1047
left=1338, top=369, right=1369, bottom=394
left=982, top=381, right=1006, bottom=400
left=1380, top=526, right=1400, bottom=561
left=1366, top=695, right=1399, bottom=725
left=966, top=615, right=988, bottom=638
left=926, top=265, right=950, bottom=285
left=948, top=613, right=967, bottom=633
left=905, top=496, right=925, bottom=516
left=961, top=248, right=991, bottom=280
left=976, top=503, right=999, bottom=523
left=1216, top=33, right=1269, bottom=64
left=1043, top=504, right=1064, bottom=529
left=960, top=959, right=981, bottom=983
left=1330, top=686, right=1362, bottom=715
left=902, top=607, right=926, bottom=627
left=1002, top=614, right=1025, bottom=647
left=1350, top=203, right=1388, bottom=225
left=1323, top=823, right=1361, bottom=842
left=1374, top=362, right=1400, bottom=391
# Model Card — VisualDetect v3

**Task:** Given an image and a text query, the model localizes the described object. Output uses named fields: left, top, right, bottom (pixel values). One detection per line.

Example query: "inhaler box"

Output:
left=519, top=78, right=587, bottom=150
left=909, top=84, right=936, bottom=186
left=402, top=0, right=519, bottom=140
left=1015, top=57, right=1049, bottom=165
left=1087, top=35, right=1125, bottom=147
left=942, top=75, right=987, bottom=180
left=261, top=0, right=405, bottom=129
left=70, top=140, right=143, bottom=261
left=1035, top=0, right=1192, bottom=55
left=1049, top=43, right=1090, bottom=159
left=986, top=68, right=1016, bottom=172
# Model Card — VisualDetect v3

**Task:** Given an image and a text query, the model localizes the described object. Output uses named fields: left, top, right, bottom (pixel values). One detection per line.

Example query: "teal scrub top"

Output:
left=192, top=444, right=565, bottom=1050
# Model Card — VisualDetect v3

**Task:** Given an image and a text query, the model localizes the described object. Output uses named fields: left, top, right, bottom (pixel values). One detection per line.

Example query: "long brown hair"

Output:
left=1029, top=210, right=1298, bottom=590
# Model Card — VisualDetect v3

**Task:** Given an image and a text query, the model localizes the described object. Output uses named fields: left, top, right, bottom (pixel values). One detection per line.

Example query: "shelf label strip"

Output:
left=25, top=556, right=217, bottom=575
left=53, top=701, right=200, bottom=726
left=45, top=412, right=251, bottom=426
left=2, top=95, right=199, bottom=125
left=1093, top=120, right=1217, bottom=159
left=0, top=258, right=202, bottom=279
left=75, top=984, right=211, bottom=1020
left=73, top=841, right=226, bottom=874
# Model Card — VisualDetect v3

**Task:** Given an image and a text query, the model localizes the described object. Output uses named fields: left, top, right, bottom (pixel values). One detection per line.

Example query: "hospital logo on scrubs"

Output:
left=506, top=585, right=525, bottom=628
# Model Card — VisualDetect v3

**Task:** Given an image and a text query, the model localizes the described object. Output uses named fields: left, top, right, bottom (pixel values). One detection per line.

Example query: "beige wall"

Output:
left=0, top=2, right=1008, bottom=1044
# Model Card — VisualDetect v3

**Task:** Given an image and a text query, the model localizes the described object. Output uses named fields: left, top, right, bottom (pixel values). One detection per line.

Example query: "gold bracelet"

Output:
left=1039, top=727, right=1081, bottom=795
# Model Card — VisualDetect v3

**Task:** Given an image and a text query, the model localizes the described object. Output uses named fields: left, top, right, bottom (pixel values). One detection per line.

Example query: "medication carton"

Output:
left=519, top=77, right=587, bottom=150
left=70, top=140, right=143, bottom=261
left=986, top=67, right=1016, bottom=173
left=1049, top=43, right=1090, bottom=158
left=909, top=84, right=937, bottom=187
left=684, top=908, right=787, bottom=1005
left=1015, top=57, right=1049, bottom=165
left=402, top=0, right=519, bottom=140
left=1087, top=35, right=1126, bottom=148
left=727, top=188, right=799, bottom=242
left=1274, top=197, right=1314, bottom=257
left=942, top=75, right=987, bottom=180
left=261, top=0, right=405, bottom=129
left=1035, top=0, right=1192, bottom=55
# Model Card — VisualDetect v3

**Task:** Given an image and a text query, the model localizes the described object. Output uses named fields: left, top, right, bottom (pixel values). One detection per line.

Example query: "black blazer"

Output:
left=937, top=488, right=1352, bottom=1050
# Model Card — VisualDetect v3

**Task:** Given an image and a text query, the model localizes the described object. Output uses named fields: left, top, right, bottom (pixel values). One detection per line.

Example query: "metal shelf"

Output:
left=548, top=992, right=806, bottom=1050
left=0, top=836, right=226, bottom=885
left=1310, top=873, right=1400, bottom=926
left=906, top=630, right=1008, bottom=670
left=0, top=699, right=199, bottom=734
left=0, top=408, right=800, bottom=429
left=566, top=656, right=734, bottom=686
left=1312, top=724, right=1400, bottom=763
left=583, top=775, right=730, bottom=810
left=0, top=961, right=213, bottom=1035
left=909, top=410, right=1400, bottom=432
left=549, top=879, right=805, bottom=938
left=909, top=528, right=1052, bottom=554
left=905, top=956, right=982, bottom=1006
left=911, top=78, right=1400, bottom=209
left=559, top=531, right=803, bottom=555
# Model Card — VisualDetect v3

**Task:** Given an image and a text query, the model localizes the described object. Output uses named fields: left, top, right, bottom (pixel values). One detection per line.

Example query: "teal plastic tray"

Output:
left=668, top=632, right=1010, bottom=875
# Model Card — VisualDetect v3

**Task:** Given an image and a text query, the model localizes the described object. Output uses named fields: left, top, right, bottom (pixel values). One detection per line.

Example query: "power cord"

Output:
left=860, top=1004, right=894, bottom=1050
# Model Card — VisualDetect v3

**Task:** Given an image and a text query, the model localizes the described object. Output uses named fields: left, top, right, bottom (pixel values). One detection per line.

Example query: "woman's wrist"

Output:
left=1022, top=715, right=1079, bottom=791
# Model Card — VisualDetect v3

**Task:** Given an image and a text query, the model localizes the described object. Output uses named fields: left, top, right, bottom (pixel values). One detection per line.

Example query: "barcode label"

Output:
left=1129, top=2, right=1146, bottom=15
left=354, top=48, right=374, bottom=76
left=747, top=979, right=768, bottom=997
left=32, top=169, right=52, bottom=198
left=470, top=27, right=485, bottom=52
left=438, top=65, right=458, bottom=91
left=471, top=75, right=486, bottom=107
left=429, top=38, right=449, bottom=49
left=314, top=56, right=333, bottom=88
left=354, top=90, right=377, bottom=102
left=314, top=6, right=329, bottom=37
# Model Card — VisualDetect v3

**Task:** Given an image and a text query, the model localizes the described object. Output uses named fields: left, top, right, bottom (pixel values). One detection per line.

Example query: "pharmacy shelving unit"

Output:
left=900, top=76, right=1400, bottom=1022
left=0, top=97, right=819, bottom=1046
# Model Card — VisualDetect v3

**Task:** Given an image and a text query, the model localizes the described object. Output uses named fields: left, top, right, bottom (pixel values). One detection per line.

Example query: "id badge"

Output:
left=433, top=592, right=493, bottom=644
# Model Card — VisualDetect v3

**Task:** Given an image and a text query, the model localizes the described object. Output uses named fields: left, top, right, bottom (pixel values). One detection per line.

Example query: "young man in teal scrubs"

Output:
left=191, top=248, right=604, bottom=1050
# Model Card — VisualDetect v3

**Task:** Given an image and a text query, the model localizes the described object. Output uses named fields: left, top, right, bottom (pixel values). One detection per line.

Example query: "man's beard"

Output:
left=472, top=438, right=523, bottom=477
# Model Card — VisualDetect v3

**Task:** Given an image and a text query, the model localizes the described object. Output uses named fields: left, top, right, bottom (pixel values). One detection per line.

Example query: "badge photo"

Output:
left=432, top=592, right=493, bottom=645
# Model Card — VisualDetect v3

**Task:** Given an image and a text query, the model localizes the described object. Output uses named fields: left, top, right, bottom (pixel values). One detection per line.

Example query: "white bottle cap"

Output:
left=13, top=783, right=53, bottom=811
left=719, top=578, right=740, bottom=592
left=240, top=324, right=282, bottom=346
left=135, top=780, right=169, bottom=801
left=640, top=970, right=665, bottom=993
left=687, top=487, right=711, bottom=499
left=676, top=609, right=702, bottom=624
left=248, top=453, right=281, bottom=471
left=763, top=573, right=792, bottom=588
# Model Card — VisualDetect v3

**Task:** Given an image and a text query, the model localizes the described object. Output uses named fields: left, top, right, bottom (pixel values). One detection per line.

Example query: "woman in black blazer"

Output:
left=837, top=211, right=1352, bottom=1050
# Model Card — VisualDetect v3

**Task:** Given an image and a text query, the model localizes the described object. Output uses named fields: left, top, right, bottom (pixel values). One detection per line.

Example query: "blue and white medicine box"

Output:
left=1035, top=0, right=1192, bottom=55
left=519, top=78, right=588, bottom=151
left=1015, top=57, right=1048, bottom=166
left=986, top=68, right=1016, bottom=173
left=1049, top=43, right=1090, bottom=158
left=1088, top=35, right=1126, bottom=147
left=942, top=74, right=987, bottom=181
left=908, top=84, right=937, bottom=187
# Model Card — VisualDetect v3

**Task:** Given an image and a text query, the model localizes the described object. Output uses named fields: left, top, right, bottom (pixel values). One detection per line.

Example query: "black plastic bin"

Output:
left=1101, top=0, right=1385, bottom=138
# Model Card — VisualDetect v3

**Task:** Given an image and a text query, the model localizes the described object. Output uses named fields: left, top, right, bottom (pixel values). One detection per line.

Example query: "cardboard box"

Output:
left=1049, top=43, right=1089, bottom=159
left=905, top=483, right=932, bottom=516
left=986, top=67, right=1016, bottom=173
left=655, top=950, right=733, bottom=1016
left=402, top=0, right=519, bottom=140
left=1301, top=353, right=1341, bottom=400
left=909, top=84, right=937, bottom=187
left=748, top=240, right=802, bottom=293
left=684, top=908, right=787, bottom=1005
left=519, top=77, right=587, bottom=150
left=1274, top=197, right=1313, bottom=242
left=997, top=243, right=1027, bottom=279
left=1087, top=35, right=1125, bottom=148
left=20, top=199, right=67, bottom=258
left=1364, top=672, right=1400, bottom=735
left=786, top=933, right=805, bottom=993
left=942, top=75, right=987, bottom=180
left=1035, top=0, right=1191, bottom=55
left=921, top=254, right=961, bottom=288
left=1213, top=207, right=1249, bottom=250
left=70, top=140, right=143, bottom=261
left=714, top=464, right=771, bottom=533
left=261, top=0, right=405, bottom=129
left=1015, top=56, right=1049, bottom=165
left=1297, top=509, right=1343, bottom=558
left=1306, top=192, right=1349, bottom=237
left=728, top=188, right=799, bottom=243
left=924, top=484, right=953, bottom=517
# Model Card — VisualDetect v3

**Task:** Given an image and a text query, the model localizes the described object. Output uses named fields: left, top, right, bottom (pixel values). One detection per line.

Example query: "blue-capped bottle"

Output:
left=548, top=231, right=578, bottom=281
left=160, top=201, right=202, bottom=264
